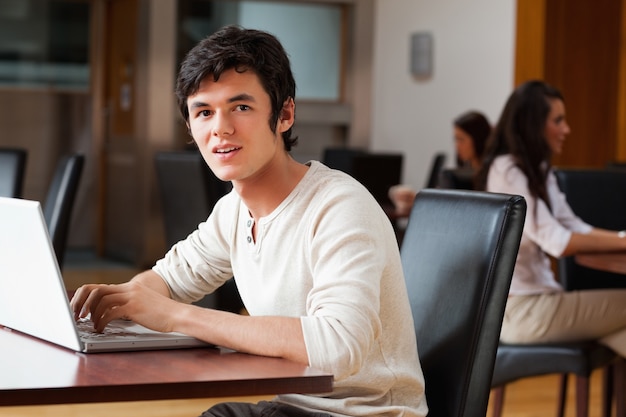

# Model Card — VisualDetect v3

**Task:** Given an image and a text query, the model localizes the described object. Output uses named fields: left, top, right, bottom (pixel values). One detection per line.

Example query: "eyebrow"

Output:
left=188, top=93, right=256, bottom=110
left=229, top=93, right=256, bottom=103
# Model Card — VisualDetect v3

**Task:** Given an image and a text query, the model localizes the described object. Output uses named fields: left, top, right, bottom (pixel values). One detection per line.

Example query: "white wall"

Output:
left=371, top=0, right=516, bottom=189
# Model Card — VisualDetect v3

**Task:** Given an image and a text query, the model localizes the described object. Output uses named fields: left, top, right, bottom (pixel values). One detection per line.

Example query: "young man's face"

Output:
left=186, top=68, right=294, bottom=184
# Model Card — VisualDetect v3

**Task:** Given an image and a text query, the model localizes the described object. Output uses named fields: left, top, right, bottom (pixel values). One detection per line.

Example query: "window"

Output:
left=0, top=0, right=90, bottom=91
left=177, top=0, right=344, bottom=101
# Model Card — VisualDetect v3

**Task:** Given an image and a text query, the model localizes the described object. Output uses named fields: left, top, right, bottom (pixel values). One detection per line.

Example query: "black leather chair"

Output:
left=555, top=168, right=626, bottom=290
left=351, top=153, right=403, bottom=208
left=43, top=154, right=84, bottom=269
left=154, top=151, right=231, bottom=248
left=492, top=343, right=616, bottom=417
left=438, top=167, right=475, bottom=190
left=606, top=161, right=626, bottom=170
left=322, top=147, right=367, bottom=174
left=154, top=151, right=242, bottom=313
left=0, top=148, right=27, bottom=198
left=401, top=189, right=526, bottom=417
left=491, top=168, right=626, bottom=417
left=556, top=168, right=626, bottom=417
left=424, top=152, right=446, bottom=188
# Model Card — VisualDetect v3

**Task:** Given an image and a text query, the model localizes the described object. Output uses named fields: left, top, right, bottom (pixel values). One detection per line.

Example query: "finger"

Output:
left=90, top=292, right=127, bottom=332
left=94, top=306, right=128, bottom=333
left=69, top=285, right=96, bottom=320
left=78, top=284, right=116, bottom=323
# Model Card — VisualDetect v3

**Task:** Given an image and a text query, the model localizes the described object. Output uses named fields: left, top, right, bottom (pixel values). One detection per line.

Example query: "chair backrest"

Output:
left=321, top=147, right=367, bottom=174
left=154, top=151, right=231, bottom=247
left=555, top=168, right=626, bottom=290
left=351, top=153, right=403, bottom=207
left=43, top=154, right=84, bottom=269
left=0, top=148, right=27, bottom=198
left=438, top=167, right=475, bottom=190
left=424, top=152, right=447, bottom=188
left=401, top=189, right=526, bottom=417
left=322, top=148, right=403, bottom=208
left=607, top=161, right=626, bottom=170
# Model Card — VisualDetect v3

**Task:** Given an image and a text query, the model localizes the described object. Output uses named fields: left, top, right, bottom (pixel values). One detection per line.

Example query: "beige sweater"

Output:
left=153, top=161, right=427, bottom=417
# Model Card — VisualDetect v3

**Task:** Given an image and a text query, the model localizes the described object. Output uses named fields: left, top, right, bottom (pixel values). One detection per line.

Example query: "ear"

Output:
left=277, top=97, right=295, bottom=133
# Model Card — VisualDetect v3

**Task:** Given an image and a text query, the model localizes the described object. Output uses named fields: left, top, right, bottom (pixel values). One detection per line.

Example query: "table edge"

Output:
left=0, top=374, right=334, bottom=406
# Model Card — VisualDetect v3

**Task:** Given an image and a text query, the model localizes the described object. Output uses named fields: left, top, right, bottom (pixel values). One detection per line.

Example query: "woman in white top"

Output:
left=475, top=80, right=626, bottom=356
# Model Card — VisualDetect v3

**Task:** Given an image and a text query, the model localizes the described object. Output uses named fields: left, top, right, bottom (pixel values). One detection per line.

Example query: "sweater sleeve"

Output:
left=298, top=183, right=397, bottom=380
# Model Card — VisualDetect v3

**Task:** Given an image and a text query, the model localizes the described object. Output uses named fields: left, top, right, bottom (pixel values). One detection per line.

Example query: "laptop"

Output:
left=0, top=196, right=211, bottom=353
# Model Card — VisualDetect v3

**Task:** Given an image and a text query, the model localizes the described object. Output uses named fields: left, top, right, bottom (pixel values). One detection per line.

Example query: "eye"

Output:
left=236, top=104, right=250, bottom=111
left=198, top=109, right=212, bottom=117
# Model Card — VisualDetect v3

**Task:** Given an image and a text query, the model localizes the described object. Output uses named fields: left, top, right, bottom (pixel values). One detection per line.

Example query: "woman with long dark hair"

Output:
left=476, top=80, right=626, bottom=354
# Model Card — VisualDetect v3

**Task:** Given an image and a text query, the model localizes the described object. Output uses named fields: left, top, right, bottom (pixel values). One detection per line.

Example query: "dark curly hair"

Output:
left=175, top=25, right=298, bottom=151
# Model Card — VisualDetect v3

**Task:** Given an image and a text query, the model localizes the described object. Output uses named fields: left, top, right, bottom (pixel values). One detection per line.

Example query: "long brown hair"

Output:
left=475, top=80, right=564, bottom=210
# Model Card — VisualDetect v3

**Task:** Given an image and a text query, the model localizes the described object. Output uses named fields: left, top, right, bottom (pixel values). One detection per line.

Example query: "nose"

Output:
left=563, top=121, right=571, bottom=135
left=212, top=111, right=234, bottom=137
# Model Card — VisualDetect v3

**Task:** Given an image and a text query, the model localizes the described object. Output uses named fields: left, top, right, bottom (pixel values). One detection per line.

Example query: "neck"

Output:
left=233, top=157, right=308, bottom=220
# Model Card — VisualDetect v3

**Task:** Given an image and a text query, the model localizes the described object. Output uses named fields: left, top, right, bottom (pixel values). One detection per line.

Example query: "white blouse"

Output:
left=486, top=155, right=592, bottom=295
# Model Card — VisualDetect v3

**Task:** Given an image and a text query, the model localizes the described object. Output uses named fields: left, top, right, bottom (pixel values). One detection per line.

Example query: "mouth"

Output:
left=214, top=146, right=241, bottom=154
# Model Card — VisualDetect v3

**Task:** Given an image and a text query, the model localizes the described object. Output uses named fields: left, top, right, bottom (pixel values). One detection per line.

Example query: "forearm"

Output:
left=173, top=305, right=309, bottom=364
left=134, top=275, right=309, bottom=363
left=562, top=228, right=626, bottom=256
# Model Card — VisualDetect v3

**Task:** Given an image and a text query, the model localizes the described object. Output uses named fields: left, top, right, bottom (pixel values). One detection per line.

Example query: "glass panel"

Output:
left=0, top=0, right=90, bottom=91
left=177, top=0, right=343, bottom=101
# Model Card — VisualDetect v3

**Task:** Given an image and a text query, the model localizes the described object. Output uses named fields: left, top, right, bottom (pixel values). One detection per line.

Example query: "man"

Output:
left=70, top=25, right=426, bottom=417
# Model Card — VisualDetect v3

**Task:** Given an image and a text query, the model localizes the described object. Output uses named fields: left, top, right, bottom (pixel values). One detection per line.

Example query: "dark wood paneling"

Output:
left=515, top=0, right=625, bottom=168
left=545, top=0, right=621, bottom=168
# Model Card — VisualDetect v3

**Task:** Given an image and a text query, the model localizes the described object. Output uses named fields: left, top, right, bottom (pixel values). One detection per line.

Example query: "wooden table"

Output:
left=575, top=252, right=626, bottom=275
left=0, top=326, right=333, bottom=406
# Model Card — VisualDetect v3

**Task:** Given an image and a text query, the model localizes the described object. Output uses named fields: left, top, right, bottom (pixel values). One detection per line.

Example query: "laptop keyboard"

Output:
left=76, top=318, right=140, bottom=339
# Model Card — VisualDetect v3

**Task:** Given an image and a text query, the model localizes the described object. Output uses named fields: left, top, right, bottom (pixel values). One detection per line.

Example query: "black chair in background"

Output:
left=491, top=168, right=626, bottom=417
left=402, top=189, right=526, bottom=417
left=438, top=167, right=475, bottom=190
left=0, top=147, right=27, bottom=198
left=606, top=161, right=626, bottom=170
left=155, top=151, right=231, bottom=247
left=323, top=147, right=403, bottom=210
left=555, top=168, right=626, bottom=290
left=351, top=153, right=403, bottom=208
left=322, top=147, right=367, bottom=174
left=492, top=342, right=616, bottom=417
left=424, top=152, right=446, bottom=188
left=43, top=154, right=84, bottom=270
left=555, top=168, right=626, bottom=416
left=154, top=151, right=242, bottom=313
